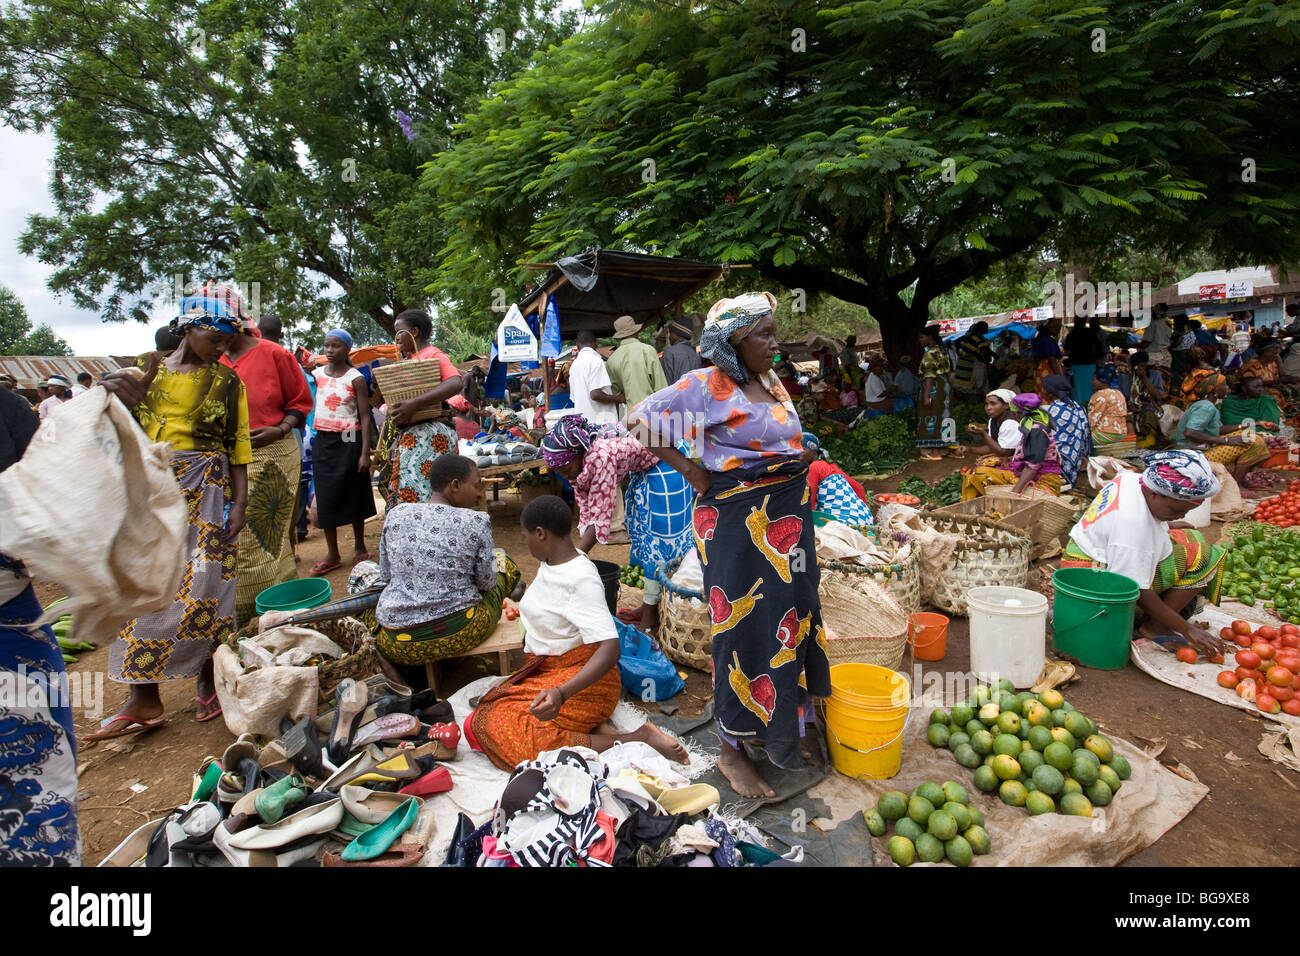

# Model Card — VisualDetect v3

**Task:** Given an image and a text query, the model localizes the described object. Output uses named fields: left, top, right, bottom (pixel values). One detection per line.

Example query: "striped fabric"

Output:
left=496, top=749, right=610, bottom=868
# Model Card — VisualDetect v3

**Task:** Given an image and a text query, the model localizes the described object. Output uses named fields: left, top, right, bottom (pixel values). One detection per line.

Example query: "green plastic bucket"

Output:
left=255, top=577, right=332, bottom=615
left=1051, top=568, right=1140, bottom=670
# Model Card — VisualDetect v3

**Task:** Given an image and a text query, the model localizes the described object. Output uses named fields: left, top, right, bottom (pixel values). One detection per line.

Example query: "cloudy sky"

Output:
left=0, top=126, right=158, bottom=356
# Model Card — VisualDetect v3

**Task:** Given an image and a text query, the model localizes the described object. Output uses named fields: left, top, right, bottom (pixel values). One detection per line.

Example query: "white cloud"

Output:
left=0, top=126, right=156, bottom=356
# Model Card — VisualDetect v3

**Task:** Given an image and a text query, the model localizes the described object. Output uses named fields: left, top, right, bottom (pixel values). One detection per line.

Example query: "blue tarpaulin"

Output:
left=943, top=322, right=1038, bottom=343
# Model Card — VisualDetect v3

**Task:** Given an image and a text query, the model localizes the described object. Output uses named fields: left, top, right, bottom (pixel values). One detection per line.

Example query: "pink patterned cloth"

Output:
left=573, top=435, right=656, bottom=543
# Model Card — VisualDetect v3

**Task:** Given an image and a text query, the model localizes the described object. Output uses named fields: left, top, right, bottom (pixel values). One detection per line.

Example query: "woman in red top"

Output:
left=373, top=309, right=464, bottom=504
left=215, top=285, right=314, bottom=625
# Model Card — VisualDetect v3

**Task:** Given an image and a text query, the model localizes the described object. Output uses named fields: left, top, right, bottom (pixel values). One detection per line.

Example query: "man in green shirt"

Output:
left=606, top=315, right=668, bottom=410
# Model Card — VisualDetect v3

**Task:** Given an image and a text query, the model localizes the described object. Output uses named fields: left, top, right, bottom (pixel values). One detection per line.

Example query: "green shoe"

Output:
left=254, top=773, right=307, bottom=823
left=340, top=797, right=419, bottom=861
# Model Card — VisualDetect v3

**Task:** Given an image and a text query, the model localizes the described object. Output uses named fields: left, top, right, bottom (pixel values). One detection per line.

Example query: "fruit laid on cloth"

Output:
left=865, top=779, right=991, bottom=866
left=926, top=681, right=1129, bottom=818
left=1181, top=618, right=1300, bottom=715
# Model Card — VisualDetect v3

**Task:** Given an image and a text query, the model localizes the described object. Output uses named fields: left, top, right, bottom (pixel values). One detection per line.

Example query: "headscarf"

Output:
left=801, top=431, right=824, bottom=457
left=1013, top=392, right=1051, bottom=432
left=699, top=292, right=777, bottom=385
left=541, top=415, right=605, bottom=469
left=1194, top=371, right=1226, bottom=398
left=325, top=328, right=353, bottom=348
left=170, top=282, right=255, bottom=336
left=986, top=388, right=1016, bottom=407
left=1095, top=364, right=1119, bottom=389
left=1140, top=450, right=1220, bottom=502
left=1042, top=374, right=1075, bottom=403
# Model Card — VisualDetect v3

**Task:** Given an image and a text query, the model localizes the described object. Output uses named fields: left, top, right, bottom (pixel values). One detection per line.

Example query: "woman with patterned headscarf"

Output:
left=88, top=293, right=253, bottom=738
left=631, top=292, right=830, bottom=799
left=915, top=324, right=955, bottom=460
left=1173, top=371, right=1270, bottom=484
left=960, top=392, right=1064, bottom=500
left=1042, top=373, right=1093, bottom=487
left=541, top=414, right=693, bottom=632
left=1064, top=450, right=1229, bottom=658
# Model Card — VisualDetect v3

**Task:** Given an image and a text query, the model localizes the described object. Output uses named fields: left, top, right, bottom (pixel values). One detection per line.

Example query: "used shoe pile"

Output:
left=100, top=675, right=459, bottom=868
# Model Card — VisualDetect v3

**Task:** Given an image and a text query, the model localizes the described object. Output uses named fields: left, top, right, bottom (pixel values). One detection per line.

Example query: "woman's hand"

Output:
left=249, top=426, right=281, bottom=449
left=1182, top=623, right=1227, bottom=659
left=389, top=399, right=417, bottom=426
left=683, top=460, right=711, bottom=497
left=528, top=687, right=564, bottom=722
left=100, top=354, right=160, bottom=408
left=358, top=443, right=372, bottom=473
left=222, top=502, right=246, bottom=543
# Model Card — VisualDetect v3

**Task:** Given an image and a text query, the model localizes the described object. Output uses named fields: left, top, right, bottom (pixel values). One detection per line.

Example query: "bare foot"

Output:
left=718, top=743, right=776, bottom=799
left=639, top=603, right=660, bottom=633
left=639, top=723, right=689, bottom=764
left=1135, top=622, right=1169, bottom=642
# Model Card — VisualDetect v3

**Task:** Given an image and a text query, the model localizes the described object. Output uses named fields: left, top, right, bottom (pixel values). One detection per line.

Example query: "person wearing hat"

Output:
left=967, top=388, right=1022, bottom=462
left=0, top=372, right=16, bottom=391
left=88, top=294, right=253, bottom=739
left=659, top=316, right=701, bottom=384
left=38, top=375, right=72, bottom=421
left=1063, top=450, right=1229, bottom=658
left=605, top=315, right=667, bottom=411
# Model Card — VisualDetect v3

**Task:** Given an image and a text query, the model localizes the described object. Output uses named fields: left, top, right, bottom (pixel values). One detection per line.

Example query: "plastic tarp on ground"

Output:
left=809, top=713, right=1206, bottom=866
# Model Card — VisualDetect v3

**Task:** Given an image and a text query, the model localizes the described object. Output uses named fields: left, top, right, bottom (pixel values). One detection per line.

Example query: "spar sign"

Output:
left=496, top=304, right=538, bottom=363
left=1200, top=279, right=1254, bottom=301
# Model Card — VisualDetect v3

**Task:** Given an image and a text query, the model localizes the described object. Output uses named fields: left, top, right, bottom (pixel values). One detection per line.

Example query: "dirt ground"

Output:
left=47, top=459, right=1300, bottom=865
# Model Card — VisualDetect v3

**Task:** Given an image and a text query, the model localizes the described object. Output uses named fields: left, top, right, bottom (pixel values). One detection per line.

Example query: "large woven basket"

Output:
left=657, top=556, right=712, bottom=670
left=818, top=571, right=909, bottom=670
left=817, top=530, right=921, bottom=617
left=223, top=616, right=380, bottom=704
left=372, top=359, right=445, bottom=423
left=931, top=496, right=1044, bottom=543
left=920, top=513, right=1032, bottom=616
left=985, top=485, right=1079, bottom=548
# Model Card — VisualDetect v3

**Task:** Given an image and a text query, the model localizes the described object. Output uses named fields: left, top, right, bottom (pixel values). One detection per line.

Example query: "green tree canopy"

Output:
left=0, top=0, right=577, bottom=338
left=0, top=286, right=72, bottom=355
left=428, top=0, right=1300, bottom=357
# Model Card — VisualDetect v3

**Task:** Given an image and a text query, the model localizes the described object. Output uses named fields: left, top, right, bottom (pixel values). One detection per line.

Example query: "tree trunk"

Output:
left=871, top=295, right=931, bottom=365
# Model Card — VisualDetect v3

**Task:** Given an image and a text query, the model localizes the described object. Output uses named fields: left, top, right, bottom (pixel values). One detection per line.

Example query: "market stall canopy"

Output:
left=516, top=248, right=733, bottom=338
left=0, top=355, right=120, bottom=390
left=1151, top=265, right=1299, bottom=310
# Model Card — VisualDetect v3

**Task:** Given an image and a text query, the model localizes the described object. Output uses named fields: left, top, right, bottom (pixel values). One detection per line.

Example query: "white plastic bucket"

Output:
left=966, top=586, right=1048, bottom=688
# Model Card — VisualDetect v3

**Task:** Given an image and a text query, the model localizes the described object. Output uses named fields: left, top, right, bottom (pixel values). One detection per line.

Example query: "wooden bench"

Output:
left=422, top=613, right=524, bottom=696
left=475, top=458, right=549, bottom=509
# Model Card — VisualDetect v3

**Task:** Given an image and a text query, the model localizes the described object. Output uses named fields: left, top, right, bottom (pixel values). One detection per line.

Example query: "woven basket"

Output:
left=919, top=513, right=1032, bottom=616
left=657, top=556, right=712, bottom=670
left=931, top=496, right=1044, bottom=544
left=985, top=485, right=1079, bottom=546
left=818, top=570, right=909, bottom=670
left=223, top=616, right=380, bottom=704
left=817, top=530, right=921, bottom=617
left=1095, top=439, right=1137, bottom=458
left=372, top=360, right=445, bottom=422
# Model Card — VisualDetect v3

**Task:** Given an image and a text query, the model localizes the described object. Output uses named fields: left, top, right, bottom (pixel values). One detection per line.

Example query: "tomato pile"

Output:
left=1252, top=480, right=1300, bottom=528
left=875, top=492, right=921, bottom=506
left=1205, top=619, right=1300, bottom=716
left=1221, top=522, right=1300, bottom=620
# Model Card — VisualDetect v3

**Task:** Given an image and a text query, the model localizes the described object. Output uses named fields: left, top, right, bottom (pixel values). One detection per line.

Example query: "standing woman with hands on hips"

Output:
left=631, top=292, right=830, bottom=799
left=88, top=301, right=252, bottom=740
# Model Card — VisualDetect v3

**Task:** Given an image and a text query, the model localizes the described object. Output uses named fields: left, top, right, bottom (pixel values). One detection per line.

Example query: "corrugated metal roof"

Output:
left=0, top=356, right=122, bottom=388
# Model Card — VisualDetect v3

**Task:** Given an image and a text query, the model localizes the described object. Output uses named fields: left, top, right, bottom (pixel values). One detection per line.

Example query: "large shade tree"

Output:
left=0, top=0, right=577, bottom=336
left=429, top=0, right=1300, bottom=356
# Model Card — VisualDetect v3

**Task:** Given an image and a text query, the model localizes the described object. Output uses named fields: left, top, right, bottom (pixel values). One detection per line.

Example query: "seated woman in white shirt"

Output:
left=465, top=495, right=688, bottom=771
left=1061, top=451, right=1228, bottom=659
left=967, top=389, right=1022, bottom=462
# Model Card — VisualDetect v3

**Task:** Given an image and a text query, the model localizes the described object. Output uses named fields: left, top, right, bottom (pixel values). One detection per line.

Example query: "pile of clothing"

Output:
left=443, top=746, right=801, bottom=868
left=101, top=675, right=463, bottom=867
left=458, top=437, right=540, bottom=466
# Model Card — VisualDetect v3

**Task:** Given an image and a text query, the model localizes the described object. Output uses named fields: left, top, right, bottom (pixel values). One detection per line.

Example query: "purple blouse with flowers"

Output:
left=629, top=367, right=804, bottom=472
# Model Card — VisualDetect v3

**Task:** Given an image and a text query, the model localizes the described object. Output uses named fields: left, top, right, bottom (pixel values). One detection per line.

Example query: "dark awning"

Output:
left=516, top=248, right=733, bottom=339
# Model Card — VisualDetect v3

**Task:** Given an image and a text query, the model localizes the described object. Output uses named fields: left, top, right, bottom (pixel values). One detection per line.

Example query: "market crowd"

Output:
left=2, top=283, right=1296, bottom=865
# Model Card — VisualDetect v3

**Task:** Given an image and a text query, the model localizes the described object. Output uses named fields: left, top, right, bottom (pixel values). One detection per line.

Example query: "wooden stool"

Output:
left=423, top=616, right=524, bottom=696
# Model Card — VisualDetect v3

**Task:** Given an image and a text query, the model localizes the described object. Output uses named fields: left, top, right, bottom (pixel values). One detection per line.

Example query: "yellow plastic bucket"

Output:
left=824, top=663, right=911, bottom=780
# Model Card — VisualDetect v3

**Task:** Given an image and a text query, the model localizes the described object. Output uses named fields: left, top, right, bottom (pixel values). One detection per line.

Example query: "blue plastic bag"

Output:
left=616, top=620, right=684, bottom=702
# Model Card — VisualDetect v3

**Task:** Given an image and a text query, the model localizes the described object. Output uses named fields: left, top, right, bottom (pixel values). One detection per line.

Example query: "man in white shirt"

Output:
left=38, top=376, right=71, bottom=420
left=566, top=329, right=620, bottom=426
left=70, top=372, right=92, bottom=397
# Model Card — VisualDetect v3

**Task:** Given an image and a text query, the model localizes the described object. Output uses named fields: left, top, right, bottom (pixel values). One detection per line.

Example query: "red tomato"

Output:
left=1281, top=634, right=1300, bottom=649
left=1281, top=624, right=1300, bottom=637
left=1220, top=627, right=1237, bottom=642
left=1257, top=693, right=1281, bottom=714
left=1284, top=698, right=1300, bottom=717
left=1276, top=654, right=1300, bottom=673
left=1218, top=671, right=1240, bottom=689
left=1238, top=679, right=1258, bottom=701
left=1271, top=685, right=1295, bottom=702
left=1251, top=641, right=1277, bottom=661
left=1175, top=647, right=1198, bottom=664
left=1232, top=620, right=1254, bottom=637
left=1258, top=626, right=1279, bottom=641
left=1233, top=632, right=1253, bottom=648
left=1209, top=651, right=1224, bottom=665
left=1267, top=665, right=1294, bottom=687
left=1236, top=650, right=1262, bottom=670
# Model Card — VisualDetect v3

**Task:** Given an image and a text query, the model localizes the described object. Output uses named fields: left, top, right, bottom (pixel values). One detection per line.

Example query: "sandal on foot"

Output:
left=310, top=560, right=341, bottom=576
left=86, top=712, right=166, bottom=742
left=195, top=693, right=223, bottom=722
left=351, top=552, right=372, bottom=565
